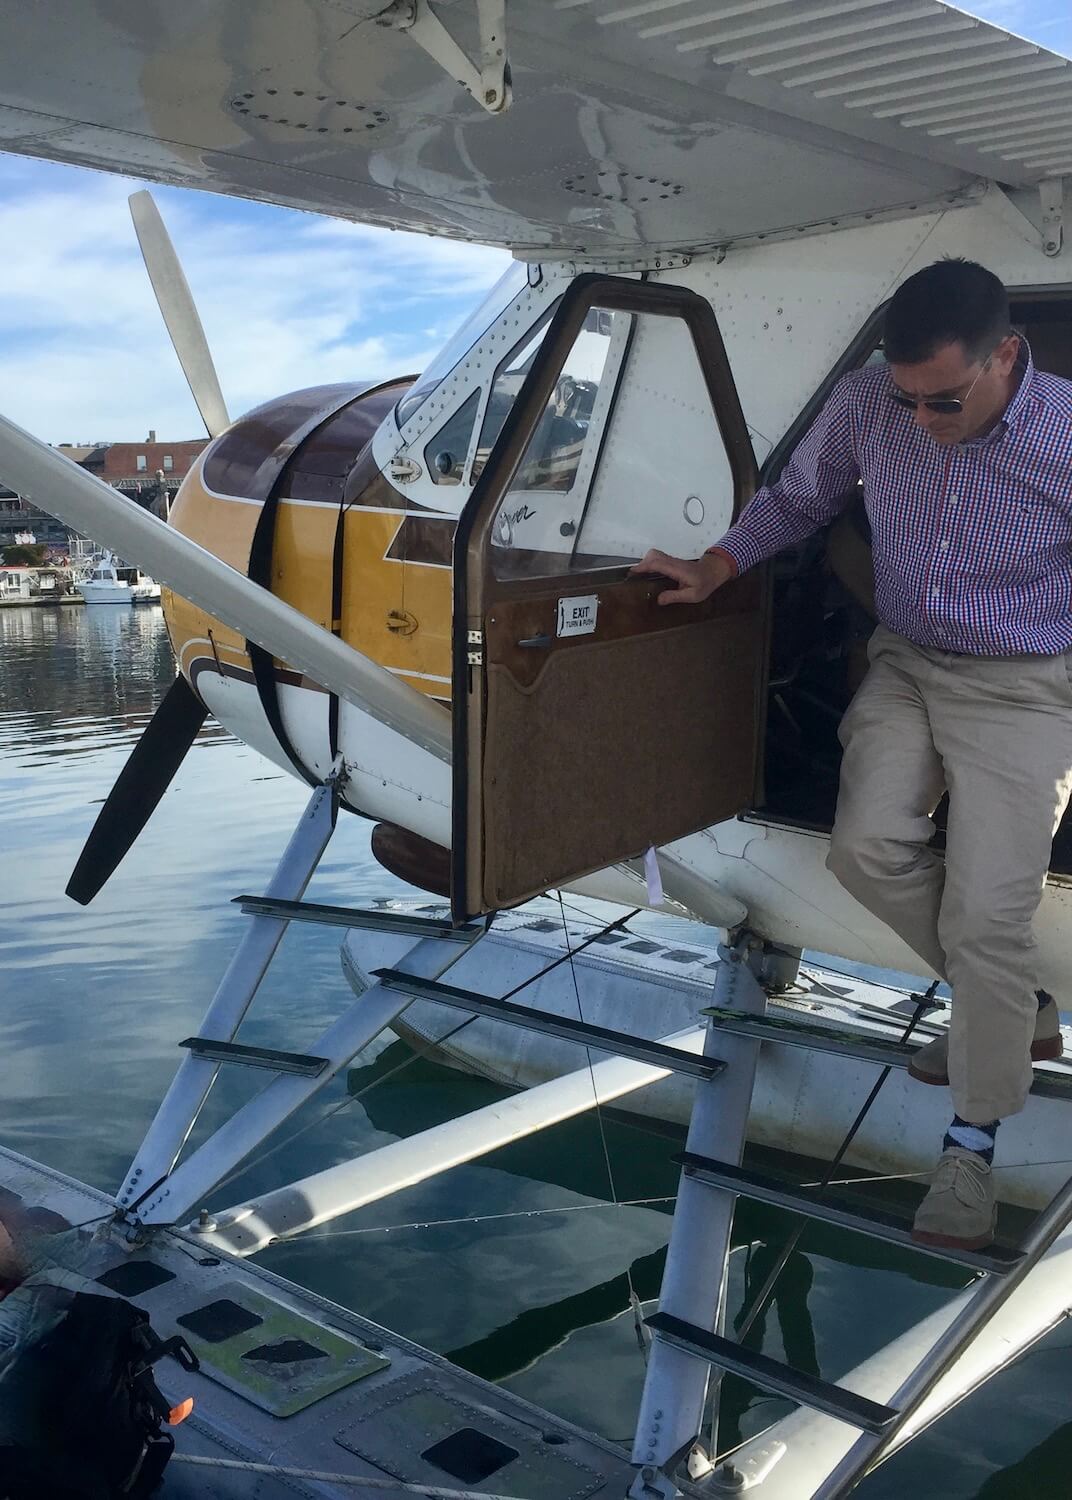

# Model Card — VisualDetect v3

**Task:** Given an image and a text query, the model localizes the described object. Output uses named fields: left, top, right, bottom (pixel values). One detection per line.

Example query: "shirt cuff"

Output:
left=704, top=545, right=740, bottom=578
left=708, top=528, right=763, bottom=575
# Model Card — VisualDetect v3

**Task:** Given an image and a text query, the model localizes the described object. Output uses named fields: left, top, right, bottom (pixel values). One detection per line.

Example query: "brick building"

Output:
left=1, top=432, right=208, bottom=557
left=93, top=431, right=208, bottom=500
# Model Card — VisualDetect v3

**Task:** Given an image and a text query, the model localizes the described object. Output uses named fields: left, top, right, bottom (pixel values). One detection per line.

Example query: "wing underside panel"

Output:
left=0, top=1, right=1068, bottom=251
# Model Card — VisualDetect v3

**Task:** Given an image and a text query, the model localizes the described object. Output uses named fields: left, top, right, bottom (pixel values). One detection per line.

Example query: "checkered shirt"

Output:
left=715, top=345, right=1072, bottom=655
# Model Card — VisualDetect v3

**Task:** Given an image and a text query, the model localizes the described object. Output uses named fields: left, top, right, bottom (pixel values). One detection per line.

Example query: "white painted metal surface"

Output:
left=0, top=2, right=1063, bottom=254
left=0, top=1143, right=639, bottom=1500
left=128, top=190, right=231, bottom=439
left=630, top=947, right=767, bottom=1490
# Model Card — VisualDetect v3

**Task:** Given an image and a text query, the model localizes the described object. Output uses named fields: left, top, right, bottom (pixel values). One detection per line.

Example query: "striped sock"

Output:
left=943, top=1115, right=998, bottom=1165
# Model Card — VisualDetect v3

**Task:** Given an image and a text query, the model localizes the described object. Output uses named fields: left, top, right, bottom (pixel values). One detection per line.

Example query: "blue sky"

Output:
left=0, top=158, right=510, bottom=444
left=0, top=1, right=1068, bottom=443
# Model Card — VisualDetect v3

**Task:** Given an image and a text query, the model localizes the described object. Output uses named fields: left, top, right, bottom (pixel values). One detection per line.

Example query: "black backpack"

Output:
left=0, top=1291, right=198, bottom=1500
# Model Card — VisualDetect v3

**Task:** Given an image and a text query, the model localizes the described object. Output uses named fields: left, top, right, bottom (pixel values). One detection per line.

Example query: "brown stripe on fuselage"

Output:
left=186, top=654, right=326, bottom=694
left=384, top=514, right=455, bottom=568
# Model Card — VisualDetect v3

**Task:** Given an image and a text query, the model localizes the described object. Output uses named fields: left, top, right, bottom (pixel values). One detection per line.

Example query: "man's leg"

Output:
left=932, top=652, right=1072, bottom=1125
left=826, top=630, right=948, bottom=979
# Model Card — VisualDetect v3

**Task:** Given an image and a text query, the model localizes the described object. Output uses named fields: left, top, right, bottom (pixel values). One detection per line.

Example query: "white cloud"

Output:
left=0, top=164, right=511, bottom=443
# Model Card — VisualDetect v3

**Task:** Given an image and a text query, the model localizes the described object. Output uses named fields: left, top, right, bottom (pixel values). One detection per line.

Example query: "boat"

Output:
left=78, top=551, right=161, bottom=605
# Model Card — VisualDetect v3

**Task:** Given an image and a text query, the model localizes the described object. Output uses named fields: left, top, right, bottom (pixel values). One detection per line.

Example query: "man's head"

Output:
left=884, top=258, right=1020, bottom=446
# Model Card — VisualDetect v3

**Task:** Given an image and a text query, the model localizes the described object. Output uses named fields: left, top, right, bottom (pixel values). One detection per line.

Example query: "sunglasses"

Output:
left=889, top=354, right=993, bottom=416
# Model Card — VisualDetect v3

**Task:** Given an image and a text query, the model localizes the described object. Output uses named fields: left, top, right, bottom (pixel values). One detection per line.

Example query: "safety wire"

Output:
left=556, top=891, right=650, bottom=1362
left=278, top=1197, right=679, bottom=1242
left=708, top=977, right=940, bottom=1465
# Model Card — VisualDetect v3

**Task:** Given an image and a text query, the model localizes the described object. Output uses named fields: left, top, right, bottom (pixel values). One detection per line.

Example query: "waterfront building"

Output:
left=0, top=432, right=208, bottom=557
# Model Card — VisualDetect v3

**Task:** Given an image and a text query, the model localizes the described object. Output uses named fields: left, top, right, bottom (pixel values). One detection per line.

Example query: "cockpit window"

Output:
left=396, top=262, right=528, bottom=431
left=425, top=390, right=481, bottom=485
left=472, top=306, right=614, bottom=485
left=472, top=320, right=550, bottom=481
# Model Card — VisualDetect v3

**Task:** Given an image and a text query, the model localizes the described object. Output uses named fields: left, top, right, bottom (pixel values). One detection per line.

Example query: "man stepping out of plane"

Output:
left=637, top=257, right=1072, bottom=1251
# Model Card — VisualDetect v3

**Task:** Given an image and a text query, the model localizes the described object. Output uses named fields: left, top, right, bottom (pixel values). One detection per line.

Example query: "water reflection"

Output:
left=718, top=1241, right=819, bottom=1454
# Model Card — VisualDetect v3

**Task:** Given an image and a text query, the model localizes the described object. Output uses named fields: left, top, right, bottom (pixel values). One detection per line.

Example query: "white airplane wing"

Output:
left=0, top=1, right=1069, bottom=254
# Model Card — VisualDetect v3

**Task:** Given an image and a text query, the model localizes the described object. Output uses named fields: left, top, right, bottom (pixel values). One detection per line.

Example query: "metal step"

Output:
left=702, top=1006, right=1072, bottom=1103
left=644, top=1312, right=899, bottom=1436
left=179, top=1037, right=329, bottom=1077
left=677, top=1152, right=1022, bottom=1275
left=371, top=969, right=724, bottom=1080
left=233, top=896, right=478, bottom=941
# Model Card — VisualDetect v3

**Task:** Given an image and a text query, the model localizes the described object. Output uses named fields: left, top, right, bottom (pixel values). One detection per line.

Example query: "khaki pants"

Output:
left=827, top=627, right=1072, bottom=1123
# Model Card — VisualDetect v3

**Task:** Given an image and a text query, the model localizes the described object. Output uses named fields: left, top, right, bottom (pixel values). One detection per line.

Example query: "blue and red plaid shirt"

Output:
left=715, top=344, right=1072, bottom=655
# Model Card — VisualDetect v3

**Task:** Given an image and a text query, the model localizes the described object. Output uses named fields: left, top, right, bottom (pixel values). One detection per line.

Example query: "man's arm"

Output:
left=634, top=374, right=862, bottom=604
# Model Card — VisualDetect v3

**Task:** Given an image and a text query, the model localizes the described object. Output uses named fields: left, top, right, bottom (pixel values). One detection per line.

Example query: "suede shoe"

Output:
left=912, top=1147, right=996, bottom=1250
left=908, top=992, right=1062, bottom=1086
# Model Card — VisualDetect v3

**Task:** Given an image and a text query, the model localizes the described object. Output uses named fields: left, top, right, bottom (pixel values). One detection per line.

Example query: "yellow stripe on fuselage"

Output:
left=164, top=469, right=455, bottom=705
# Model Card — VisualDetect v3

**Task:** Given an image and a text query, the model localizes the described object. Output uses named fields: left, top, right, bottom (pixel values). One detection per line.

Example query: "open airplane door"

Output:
left=452, top=275, right=764, bottom=921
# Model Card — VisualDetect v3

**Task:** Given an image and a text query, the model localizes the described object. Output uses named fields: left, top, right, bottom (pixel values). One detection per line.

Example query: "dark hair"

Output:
left=884, top=257, right=1010, bottom=366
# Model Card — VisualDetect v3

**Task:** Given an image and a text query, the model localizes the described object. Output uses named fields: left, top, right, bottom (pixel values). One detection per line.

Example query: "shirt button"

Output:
left=940, top=540, right=949, bottom=551
left=949, top=493, right=959, bottom=504
left=931, top=587, right=941, bottom=596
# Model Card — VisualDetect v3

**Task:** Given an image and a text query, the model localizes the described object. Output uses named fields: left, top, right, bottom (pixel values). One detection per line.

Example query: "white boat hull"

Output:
left=79, top=582, right=132, bottom=604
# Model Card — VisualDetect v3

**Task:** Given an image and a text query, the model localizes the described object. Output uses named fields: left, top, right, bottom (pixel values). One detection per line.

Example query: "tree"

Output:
left=2, top=544, right=48, bottom=566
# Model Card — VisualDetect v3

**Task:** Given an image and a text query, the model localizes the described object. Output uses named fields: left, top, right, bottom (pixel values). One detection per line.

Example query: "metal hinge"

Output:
left=380, top=0, right=511, bottom=114
left=389, top=455, right=422, bottom=483
left=467, top=627, right=483, bottom=665
left=1041, top=177, right=1064, bottom=257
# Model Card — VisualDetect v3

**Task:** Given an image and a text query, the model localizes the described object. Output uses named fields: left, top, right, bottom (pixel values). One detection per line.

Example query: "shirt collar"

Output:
left=1001, top=335, right=1035, bottom=430
left=961, top=335, right=1033, bottom=447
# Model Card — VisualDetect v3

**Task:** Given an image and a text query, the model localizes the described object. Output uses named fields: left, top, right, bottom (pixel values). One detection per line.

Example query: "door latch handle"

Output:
left=517, top=633, right=553, bottom=649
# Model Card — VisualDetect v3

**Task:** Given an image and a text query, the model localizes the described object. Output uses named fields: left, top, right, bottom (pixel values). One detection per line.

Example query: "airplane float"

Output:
left=3, top=3, right=1072, bottom=1497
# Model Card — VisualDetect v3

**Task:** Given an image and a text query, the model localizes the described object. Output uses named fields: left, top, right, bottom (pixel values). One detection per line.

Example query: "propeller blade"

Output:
left=128, top=190, right=231, bottom=439
left=67, top=676, right=208, bottom=905
left=0, top=415, right=452, bottom=763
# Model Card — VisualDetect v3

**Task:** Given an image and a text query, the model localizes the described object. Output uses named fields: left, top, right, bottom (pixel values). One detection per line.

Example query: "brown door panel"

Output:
left=479, top=574, right=764, bottom=910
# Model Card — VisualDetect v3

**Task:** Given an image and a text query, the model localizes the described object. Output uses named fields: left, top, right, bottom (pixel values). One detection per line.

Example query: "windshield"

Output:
left=396, top=261, right=529, bottom=430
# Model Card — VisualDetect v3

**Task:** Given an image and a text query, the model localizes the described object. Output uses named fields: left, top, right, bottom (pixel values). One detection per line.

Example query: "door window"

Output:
left=486, top=302, right=739, bottom=580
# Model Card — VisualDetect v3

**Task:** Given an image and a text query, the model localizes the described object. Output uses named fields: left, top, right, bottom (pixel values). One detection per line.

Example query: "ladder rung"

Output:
left=179, top=1037, right=329, bottom=1077
left=677, top=1152, right=1022, bottom=1275
left=701, top=1006, right=1072, bottom=1103
left=371, top=970, right=724, bottom=1080
left=233, top=896, right=478, bottom=941
left=645, top=1312, right=899, bottom=1436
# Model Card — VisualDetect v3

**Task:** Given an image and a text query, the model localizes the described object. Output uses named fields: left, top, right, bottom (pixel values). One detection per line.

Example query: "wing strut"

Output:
left=388, top=0, right=511, bottom=113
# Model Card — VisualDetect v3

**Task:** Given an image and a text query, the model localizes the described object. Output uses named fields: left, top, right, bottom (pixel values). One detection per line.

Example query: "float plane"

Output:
left=3, top=3, right=1072, bottom=1497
